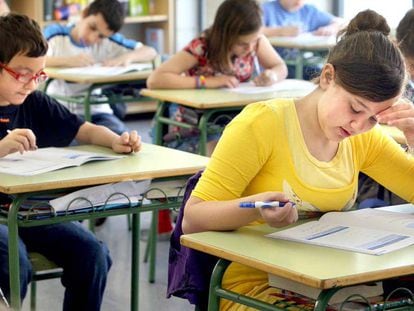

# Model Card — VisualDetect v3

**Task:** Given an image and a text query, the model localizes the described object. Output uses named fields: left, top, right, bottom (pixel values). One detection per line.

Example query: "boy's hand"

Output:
left=254, top=70, right=278, bottom=86
left=376, top=98, right=414, bottom=146
left=280, top=25, right=301, bottom=37
left=111, top=130, right=142, bottom=154
left=102, top=55, right=130, bottom=67
left=69, top=53, right=95, bottom=67
left=0, top=129, right=37, bottom=157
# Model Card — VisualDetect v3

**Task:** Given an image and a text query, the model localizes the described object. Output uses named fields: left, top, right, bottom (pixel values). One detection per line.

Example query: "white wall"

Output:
left=175, top=0, right=200, bottom=51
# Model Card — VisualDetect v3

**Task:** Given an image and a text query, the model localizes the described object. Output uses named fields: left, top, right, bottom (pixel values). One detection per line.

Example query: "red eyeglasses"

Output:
left=0, top=63, right=48, bottom=84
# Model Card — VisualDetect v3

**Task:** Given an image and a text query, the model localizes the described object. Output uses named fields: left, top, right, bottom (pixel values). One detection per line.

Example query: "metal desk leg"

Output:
left=198, top=113, right=208, bottom=156
left=8, top=197, right=26, bottom=311
left=208, top=259, right=231, bottom=311
left=131, top=212, right=140, bottom=311
left=83, top=87, right=94, bottom=122
left=296, top=51, right=304, bottom=80
left=153, top=101, right=167, bottom=146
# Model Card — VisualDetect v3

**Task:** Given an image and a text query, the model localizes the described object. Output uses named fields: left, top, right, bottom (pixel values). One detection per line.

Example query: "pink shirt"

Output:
left=183, top=36, right=256, bottom=82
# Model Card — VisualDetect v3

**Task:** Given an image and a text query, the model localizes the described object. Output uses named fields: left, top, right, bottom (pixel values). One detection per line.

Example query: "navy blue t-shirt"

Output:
left=0, top=90, right=84, bottom=147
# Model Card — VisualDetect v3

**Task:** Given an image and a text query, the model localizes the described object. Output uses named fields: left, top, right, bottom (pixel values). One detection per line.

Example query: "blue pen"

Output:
left=253, top=55, right=261, bottom=78
left=239, top=201, right=295, bottom=208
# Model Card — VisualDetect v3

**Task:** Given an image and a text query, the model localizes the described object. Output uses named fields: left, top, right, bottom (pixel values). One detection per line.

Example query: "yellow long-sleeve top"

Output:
left=191, top=99, right=414, bottom=310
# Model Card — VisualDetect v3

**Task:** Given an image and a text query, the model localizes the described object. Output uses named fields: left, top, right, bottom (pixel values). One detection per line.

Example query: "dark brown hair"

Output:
left=0, top=13, right=48, bottom=64
left=397, top=9, right=414, bottom=58
left=327, top=10, right=405, bottom=102
left=204, top=0, right=262, bottom=73
left=84, top=0, right=124, bottom=32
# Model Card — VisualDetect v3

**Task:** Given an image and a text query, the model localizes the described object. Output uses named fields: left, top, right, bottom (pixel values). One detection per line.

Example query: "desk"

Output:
left=141, top=79, right=315, bottom=155
left=44, top=67, right=152, bottom=121
left=268, top=34, right=336, bottom=79
left=2, top=143, right=209, bottom=311
left=181, top=204, right=414, bottom=310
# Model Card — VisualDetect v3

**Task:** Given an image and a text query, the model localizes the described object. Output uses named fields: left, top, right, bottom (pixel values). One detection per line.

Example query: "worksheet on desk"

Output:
left=59, top=63, right=152, bottom=76
left=224, top=79, right=316, bottom=94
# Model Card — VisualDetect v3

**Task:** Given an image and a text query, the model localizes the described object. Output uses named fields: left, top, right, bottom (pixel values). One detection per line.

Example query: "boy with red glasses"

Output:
left=0, top=13, right=142, bottom=310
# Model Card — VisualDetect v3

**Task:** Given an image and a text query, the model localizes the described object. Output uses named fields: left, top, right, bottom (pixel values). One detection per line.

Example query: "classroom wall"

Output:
left=175, top=0, right=200, bottom=51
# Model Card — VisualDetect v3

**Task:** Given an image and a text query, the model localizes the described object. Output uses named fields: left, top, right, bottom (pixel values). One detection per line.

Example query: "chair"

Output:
left=29, top=252, right=63, bottom=311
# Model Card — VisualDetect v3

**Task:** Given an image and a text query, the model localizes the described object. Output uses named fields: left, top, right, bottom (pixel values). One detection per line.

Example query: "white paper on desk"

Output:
left=271, top=33, right=336, bottom=45
left=0, top=147, right=124, bottom=176
left=49, top=180, right=151, bottom=212
left=224, top=79, right=316, bottom=94
left=267, top=208, right=414, bottom=255
left=58, top=63, right=152, bottom=76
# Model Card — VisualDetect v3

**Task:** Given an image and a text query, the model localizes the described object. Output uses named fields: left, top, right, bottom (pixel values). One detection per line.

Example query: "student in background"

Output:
left=0, top=13, right=142, bottom=310
left=397, top=8, right=414, bottom=102
left=147, top=0, right=287, bottom=154
left=261, top=0, right=344, bottom=79
left=147, top=0, right=287, bottom=89
left=44, top=0, right=156, bottom=135
left=182, top=10, right=414, bottom=309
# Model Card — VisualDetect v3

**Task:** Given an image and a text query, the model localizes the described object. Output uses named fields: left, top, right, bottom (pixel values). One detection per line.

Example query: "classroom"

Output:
left=0, top=0, right=414, bottom=310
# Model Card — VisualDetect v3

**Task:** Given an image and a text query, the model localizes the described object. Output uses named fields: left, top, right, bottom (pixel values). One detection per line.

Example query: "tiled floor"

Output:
left=21, top=114, right=195, bottom=311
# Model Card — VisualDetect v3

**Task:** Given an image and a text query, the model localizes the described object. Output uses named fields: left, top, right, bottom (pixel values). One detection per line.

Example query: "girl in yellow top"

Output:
left=183, top=9, right=414, bottom=310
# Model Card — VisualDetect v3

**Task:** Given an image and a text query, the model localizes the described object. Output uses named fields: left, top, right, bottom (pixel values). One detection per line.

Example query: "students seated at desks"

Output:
left=261, top=0, right=345, bottom=80
left=147, top=0, right=287, bottom=155
left=0, top=13, right=142, bottom=310
left=179, top=10, right=414, bottom=310
left=44, top=0, right=157, bottom=135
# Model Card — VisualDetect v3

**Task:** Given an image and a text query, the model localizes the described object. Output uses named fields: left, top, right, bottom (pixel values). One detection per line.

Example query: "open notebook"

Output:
left=0, top=147, right=124, bottom=176
left=58, top=63, right=153, bottom=76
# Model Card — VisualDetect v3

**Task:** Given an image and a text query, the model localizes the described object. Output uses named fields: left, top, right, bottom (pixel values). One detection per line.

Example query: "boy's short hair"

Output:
left=85, top=0, right=125, bottom=33
left=0, top=13, right=48, bottom=64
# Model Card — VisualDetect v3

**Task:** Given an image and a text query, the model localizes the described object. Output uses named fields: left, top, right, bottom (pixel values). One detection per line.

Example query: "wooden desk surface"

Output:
left=181, top=204, right=414, bottom=290
left=0, top=143, right=209, bottom=194
left=45, top=67, right=152, bottom=84
left=141, top=79, right=315, bottom=109
left=268, top=34, right=336, bottom=50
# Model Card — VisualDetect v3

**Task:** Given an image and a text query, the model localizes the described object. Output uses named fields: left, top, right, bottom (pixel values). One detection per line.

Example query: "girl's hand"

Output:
left=0, top=129, right=37, bottom=157
left=111, top=130, right=142, bottom=154
left=254, top=69, right=278, bottom=86
left=245, top=192, right=298, bottom=228
left=377, top=98, right=414, bottom=146
left=208, top=75, right=240, bottom=88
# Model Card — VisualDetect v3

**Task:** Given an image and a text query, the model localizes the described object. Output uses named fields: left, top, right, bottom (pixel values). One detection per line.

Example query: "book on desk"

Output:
left=58, top=63, right=153, bottom=76
left=0, top=147, right=124, bottom=176
left=267, top=208, right=414, bottom=255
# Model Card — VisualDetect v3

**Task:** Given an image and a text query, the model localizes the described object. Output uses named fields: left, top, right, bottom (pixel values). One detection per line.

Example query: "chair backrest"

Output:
left=167, top=170, right=218, bottom=309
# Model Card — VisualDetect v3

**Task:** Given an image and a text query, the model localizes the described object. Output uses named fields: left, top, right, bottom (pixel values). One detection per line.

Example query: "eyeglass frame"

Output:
left=0, top=62, right=48, bottom=84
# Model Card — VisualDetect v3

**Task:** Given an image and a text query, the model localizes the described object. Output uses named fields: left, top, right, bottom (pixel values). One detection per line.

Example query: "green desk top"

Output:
left=181, top=205, right=414, bottom=290
left=0, top=143, right=209, bottom=194
left=45, top=67, right=152, bottom=84
left=140, top=79, right=315, bottom=109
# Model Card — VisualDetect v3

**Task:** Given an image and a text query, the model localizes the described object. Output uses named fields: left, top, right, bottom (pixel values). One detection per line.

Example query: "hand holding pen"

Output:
left=252, top=56, right=278, bottom=86
left=0, top=129, right=38, bottom=157
left=239, top=193, right=298, bottom=228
